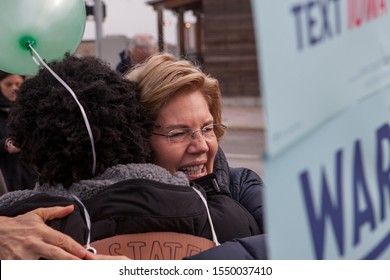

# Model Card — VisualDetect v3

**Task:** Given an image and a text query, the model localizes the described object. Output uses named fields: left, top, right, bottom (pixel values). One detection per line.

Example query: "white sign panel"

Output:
left=252, top=0, right=390, bottom=157
left=252, top=0, right=390, bottom=259
left=265, top=93, right=390, bottom=259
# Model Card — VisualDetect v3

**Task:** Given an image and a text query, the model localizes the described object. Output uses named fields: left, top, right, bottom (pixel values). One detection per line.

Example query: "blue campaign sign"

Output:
left=252, top=0, right=390, bottom=259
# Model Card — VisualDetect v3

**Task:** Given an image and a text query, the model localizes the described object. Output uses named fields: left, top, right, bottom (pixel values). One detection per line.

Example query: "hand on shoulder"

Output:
left=0, top=205, right=88, bottom=259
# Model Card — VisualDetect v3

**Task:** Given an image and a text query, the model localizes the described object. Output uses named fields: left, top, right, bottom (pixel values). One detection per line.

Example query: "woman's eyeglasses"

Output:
left=152, top=123, right=227, bottom=143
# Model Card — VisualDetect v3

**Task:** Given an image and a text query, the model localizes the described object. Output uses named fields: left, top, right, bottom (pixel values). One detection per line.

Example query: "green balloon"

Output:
left=0, top=0, right=86, bottom=75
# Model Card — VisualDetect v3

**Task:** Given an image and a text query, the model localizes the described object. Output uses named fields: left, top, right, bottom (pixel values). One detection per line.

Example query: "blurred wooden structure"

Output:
left=147, top=0, right=260, bottom=101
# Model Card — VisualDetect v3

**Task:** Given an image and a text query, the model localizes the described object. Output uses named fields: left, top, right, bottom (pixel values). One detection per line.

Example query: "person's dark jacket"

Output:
left=186, top=234, right=267, bottom=260
left=116, top=50, right=132, bottom=74
left=0, top=163, right=260, bottom=258
left=0, top=94, right=37, bottom=192
left=186, top=147, right=268, bottom=259
left=213, top=147, right=264, bottom=232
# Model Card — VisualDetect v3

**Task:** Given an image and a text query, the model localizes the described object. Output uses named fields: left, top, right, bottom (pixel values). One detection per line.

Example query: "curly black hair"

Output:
left=8, top=55, right=152, bottom=188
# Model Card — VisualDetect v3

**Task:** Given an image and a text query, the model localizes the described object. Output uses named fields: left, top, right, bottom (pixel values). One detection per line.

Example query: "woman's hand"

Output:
left=0, top=205, right=89, bottom=260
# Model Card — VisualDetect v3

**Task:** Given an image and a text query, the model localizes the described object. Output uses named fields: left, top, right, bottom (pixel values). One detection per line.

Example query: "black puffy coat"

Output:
left=0, top=163, right=260, bottom=258
left=187, top=147, right=268, bottom=259
left=213, top=147, right=265, bottom=232
left=186, top=234, right=267, bottom=260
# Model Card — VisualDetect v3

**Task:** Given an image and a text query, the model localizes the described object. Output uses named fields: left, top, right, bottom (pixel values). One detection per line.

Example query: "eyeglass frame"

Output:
left=151, top=123, right=227, bottom=143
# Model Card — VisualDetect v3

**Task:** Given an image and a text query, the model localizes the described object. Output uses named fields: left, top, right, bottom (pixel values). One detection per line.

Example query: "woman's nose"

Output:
left=187, top=132, right=209, bottom=153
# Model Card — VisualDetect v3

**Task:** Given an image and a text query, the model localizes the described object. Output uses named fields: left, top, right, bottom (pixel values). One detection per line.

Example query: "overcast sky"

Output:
left=83, top=0, right=178, bottom=44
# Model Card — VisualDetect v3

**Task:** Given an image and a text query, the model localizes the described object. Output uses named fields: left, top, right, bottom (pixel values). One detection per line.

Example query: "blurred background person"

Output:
left=0, top=70, right=37, bottom=193
left=116, top=33, right=157, bottom=74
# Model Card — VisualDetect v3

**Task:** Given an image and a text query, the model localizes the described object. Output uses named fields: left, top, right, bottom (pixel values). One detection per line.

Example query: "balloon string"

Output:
left=71, top=195, right=96, bottom=254
left=191, top=186, right=220, bottom=246
left=28, top=45, right=96, bottom=176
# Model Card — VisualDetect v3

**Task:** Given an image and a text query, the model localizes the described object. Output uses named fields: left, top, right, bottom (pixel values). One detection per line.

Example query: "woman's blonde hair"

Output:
left=126, top=53, right=225, bottom=138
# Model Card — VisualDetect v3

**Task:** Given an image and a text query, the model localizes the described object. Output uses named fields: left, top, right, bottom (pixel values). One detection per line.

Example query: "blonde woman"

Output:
left=126, top=53, right=266, bottom=259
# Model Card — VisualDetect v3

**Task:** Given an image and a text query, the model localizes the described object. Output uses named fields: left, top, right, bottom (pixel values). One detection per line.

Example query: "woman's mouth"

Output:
left=179, top=164, right=205, bottom=176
